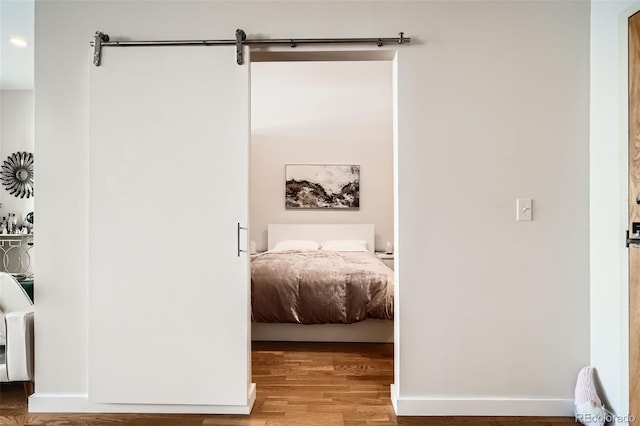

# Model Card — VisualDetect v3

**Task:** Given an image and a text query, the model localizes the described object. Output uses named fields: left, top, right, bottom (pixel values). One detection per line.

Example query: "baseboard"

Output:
left=28, top=383, right=256, bottom=414
left=390, top=385, right=573, bottom=416
left=390, top=384, right=399, bottom=413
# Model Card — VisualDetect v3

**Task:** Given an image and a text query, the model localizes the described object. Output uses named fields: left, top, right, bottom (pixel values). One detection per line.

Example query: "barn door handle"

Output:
left=627, top=230, right=640, bottom=248
left=237, top=222, right=247, bottom=256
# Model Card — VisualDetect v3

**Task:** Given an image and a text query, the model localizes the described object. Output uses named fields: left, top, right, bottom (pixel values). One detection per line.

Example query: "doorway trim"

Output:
left=631, top=8, right=640, bottom=418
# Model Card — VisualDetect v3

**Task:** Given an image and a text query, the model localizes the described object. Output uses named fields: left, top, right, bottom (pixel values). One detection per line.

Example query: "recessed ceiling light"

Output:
left=9, top=36, right=29, bottom=48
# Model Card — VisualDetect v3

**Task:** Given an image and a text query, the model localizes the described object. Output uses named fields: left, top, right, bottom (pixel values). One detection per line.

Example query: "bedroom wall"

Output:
left=0, top=90, right=34, bottom=223
left=34, top=0, right=590, bottom=415
left=250, top=61, right=393, bottom=252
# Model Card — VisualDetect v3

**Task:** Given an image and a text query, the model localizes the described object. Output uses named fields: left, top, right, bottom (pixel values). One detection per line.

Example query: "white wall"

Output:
left=590, top=0, right=640, bottom=419
left=250, top=61, right=393, bottom=252
left=34, top=0, right=590, bottom=415
left=0, top=90, right=34, bottom=222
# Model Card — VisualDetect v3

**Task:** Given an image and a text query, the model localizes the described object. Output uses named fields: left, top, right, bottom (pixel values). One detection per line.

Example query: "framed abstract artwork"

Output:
left=285, top=164, right=360, bottom=209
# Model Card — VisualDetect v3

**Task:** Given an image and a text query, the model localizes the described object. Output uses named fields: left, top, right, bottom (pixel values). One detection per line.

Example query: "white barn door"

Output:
left=88, top=47, right=251, bottom=408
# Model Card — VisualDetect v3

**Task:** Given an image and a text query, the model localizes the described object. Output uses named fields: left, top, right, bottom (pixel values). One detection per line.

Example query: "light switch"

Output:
left=517, top=198, right=532, bottom=221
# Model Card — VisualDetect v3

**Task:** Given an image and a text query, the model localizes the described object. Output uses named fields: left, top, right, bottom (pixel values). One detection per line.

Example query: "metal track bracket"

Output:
left=92, top=31, right=110, bottom=66
left=236, top=29, right=247, bottom=65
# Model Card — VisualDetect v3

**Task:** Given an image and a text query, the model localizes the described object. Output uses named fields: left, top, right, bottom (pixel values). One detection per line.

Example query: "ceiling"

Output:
left=1, top=0, right=34, bottom=90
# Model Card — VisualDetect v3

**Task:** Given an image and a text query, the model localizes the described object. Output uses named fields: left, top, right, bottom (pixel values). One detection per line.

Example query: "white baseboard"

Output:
left=28, top=383, right=256, bottom=414
left=390, top=385, right=573, bottom=416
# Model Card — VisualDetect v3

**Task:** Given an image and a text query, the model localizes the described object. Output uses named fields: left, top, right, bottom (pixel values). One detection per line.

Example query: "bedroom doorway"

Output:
left=248, top=51, right=398, bottom=374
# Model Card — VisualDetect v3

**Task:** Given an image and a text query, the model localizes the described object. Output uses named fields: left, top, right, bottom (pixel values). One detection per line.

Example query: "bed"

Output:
left=251, top=224, right=394, bottom=343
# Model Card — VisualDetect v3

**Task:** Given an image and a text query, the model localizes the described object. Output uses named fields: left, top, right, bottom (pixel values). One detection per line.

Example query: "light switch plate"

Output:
left=517, top=198, right=532, bottom=221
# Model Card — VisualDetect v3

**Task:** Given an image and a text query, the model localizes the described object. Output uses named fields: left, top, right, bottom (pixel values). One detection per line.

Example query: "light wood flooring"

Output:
left=0, top=342, right=575, bottom=425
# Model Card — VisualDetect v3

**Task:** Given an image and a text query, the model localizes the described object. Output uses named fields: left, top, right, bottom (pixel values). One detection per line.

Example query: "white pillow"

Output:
left=321, top=239, right=368, bottom=252
left=271, top=240, right=320, bottom=252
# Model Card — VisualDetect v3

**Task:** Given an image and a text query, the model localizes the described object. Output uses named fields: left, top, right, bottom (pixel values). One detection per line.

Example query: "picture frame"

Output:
left=285, top=164, right=360, bottom=209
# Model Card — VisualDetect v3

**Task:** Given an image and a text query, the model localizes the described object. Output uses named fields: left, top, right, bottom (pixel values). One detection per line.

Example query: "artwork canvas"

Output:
left=285, top=164, right=360, bottom=209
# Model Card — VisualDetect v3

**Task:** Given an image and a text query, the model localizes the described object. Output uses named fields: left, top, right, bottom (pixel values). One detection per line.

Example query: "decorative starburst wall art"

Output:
left=1, top=152, right=34, bottom=199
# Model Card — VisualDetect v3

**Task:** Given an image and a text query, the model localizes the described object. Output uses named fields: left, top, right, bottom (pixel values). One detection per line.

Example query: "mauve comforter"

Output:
left=251, top=250, right=394, bottom=324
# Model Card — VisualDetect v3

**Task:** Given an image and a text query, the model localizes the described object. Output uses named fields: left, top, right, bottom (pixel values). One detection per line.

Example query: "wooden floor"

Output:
left=0, top=342, right=574, bottom=425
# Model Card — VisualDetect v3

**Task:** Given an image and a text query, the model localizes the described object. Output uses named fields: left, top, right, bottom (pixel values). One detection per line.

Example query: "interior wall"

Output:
left=34, top=0, right=590, bottom=415
left=250, top=61, right=393, bottom=252
left=0, top=90, right=34, bottom=222
left=590, top=0, right=639, bottom=417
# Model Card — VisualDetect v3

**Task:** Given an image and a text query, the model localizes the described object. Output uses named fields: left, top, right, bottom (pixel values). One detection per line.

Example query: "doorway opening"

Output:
left=248, top=51, right=399, bottom=399
left=0, top=0, right=35, bottom=290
